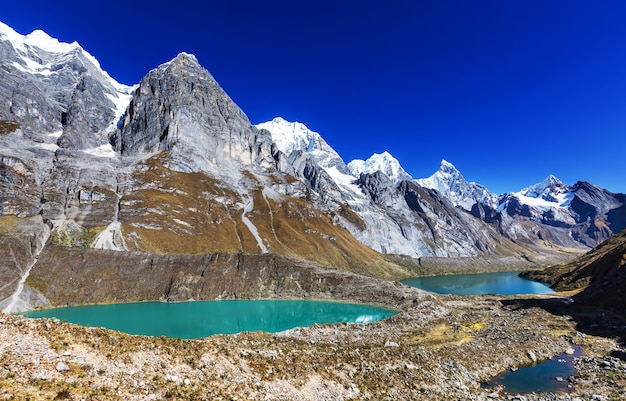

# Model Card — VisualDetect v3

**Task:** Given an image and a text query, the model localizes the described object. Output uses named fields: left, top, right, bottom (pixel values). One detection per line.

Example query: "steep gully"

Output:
left=91, top=174, right=127, bottom=251
left=241, top=197, right=269, bottom=253
left=2, top=224, right=51, bottom=314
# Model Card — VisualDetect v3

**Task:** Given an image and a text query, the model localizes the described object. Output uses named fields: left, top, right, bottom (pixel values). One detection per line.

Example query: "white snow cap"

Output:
left=416, top=159, right=498, bottom=209
left=0, top=21, right=80, bottom=56
left=348, top=151, right=411, bottom=183
left=255, top=117, right=323, bottom=156
left=511, top=174, right=573, bottom=209
left=520, top=174, right=568, bottom=198
left=0, top=21, right=130, bottom=92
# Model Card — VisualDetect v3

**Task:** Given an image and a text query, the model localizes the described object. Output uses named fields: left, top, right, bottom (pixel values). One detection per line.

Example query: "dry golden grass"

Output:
left=250, top=190, right=407, bottom=278
left=117, top=156, right=408, bottom=279
left=401, top=322, right=473, bottom=349
left=0, top=215, right=21, bottom=235
left=0, top=120, right=19, bottom=135
left=121, top=157, right=244, bottom=254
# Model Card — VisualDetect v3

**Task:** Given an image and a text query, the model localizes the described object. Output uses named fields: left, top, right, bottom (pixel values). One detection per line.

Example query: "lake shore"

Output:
left=2, top=291, right=625, bottom=400
left=2, top=247, right=624, bottom=400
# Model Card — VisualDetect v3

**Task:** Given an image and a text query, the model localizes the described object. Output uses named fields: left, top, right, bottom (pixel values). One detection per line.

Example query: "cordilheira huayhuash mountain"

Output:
left=0, top=21, right=625, bottom=400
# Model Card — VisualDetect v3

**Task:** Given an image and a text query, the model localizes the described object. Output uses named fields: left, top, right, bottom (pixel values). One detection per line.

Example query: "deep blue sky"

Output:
left=3, top=1, right=626, bottom=194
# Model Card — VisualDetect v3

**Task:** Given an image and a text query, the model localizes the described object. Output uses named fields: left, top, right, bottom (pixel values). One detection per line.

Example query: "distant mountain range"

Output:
left=0, top=21, right=624, bottom=310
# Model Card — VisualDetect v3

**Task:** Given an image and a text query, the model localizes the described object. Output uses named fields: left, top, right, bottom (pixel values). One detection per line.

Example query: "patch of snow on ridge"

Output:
left=83, top=144, right=117, bottom=158
left=513, top=175, right=574, bottom=211
left=323, top=166, right=367, bottom=206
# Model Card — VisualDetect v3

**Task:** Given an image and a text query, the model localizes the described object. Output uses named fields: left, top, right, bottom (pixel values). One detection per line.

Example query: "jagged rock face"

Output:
left=0, top=22, right=131, bottom=145
left=416, top=160, right=498, bottom=210
left=356, top=171, right=401, bottom=207
left=0, top=32, right=63, bottom=134
left=0, top=154, right=42, bottom=217
left=57, top=74, right=118, bottom=149
left=504, top=196, right=535, bottom=219
left=112, top=53, right=277, bottom=174
left=28, top=246, right=435, bottom=307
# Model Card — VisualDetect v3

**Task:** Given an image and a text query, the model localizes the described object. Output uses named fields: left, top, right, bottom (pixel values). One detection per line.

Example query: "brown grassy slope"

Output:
left=120, top=157, right=244, bottom=254
left=246, top=189, right=406, bottom=279
left=0, top=120, right=19, bottom=135
left=522, top=229, right=626, bottom=309
left=118, top=156, right=408, bottom=280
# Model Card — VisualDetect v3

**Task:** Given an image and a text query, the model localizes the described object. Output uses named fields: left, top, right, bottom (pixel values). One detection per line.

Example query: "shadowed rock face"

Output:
left=498, top=180, right=625, bottom=247
left=57, top=74, right=118, bottom=149
left=28, top=246, right=436, bottom=309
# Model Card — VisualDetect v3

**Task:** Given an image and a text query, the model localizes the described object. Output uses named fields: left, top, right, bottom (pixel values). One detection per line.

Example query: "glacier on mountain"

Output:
left=416, top=160, right=498, bottom=210
left=348, top=151, right=412, bottom=184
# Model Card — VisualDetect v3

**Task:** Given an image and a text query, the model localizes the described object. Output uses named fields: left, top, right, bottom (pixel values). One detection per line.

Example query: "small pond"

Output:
left=23, top=300, right=396, bottom=339
left=401, top=271, right=554, bottom=295
left=482, top=346, right=582, bottom=394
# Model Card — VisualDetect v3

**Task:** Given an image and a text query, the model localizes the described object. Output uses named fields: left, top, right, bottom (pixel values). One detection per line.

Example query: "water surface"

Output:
left=483, top=346, right=581, bottom=394
left=23, top=300, right=396, bottom=339
left=402, top=271, right=553, bottom=295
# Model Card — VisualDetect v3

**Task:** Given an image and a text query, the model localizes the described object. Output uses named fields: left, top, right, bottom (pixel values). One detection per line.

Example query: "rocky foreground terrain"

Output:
left=1, top=289, right=625, bottom=401
left=3, top=242, right=626, bottom=401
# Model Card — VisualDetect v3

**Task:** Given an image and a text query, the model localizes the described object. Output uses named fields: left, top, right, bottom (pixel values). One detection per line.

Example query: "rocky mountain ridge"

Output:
left=0, top=22, right=617, bottom=312
left=413, top=159, right=624, bottom=248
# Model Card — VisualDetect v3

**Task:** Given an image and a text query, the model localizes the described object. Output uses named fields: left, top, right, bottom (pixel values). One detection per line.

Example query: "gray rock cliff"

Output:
left=111, top=53, right=278, bottom=174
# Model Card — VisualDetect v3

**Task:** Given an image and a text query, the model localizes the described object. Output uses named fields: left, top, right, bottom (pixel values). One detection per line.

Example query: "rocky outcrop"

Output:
left=522, top=229, right=626, bottom=309
left=57, top=74, right=119, bottom=149
left=29, top=246, right=435, bottom=308
left=111, top=53, right=277, bottom=174
left=0, top=22, right=131, bottom=143
left=0, top=216, right=51, bottom=307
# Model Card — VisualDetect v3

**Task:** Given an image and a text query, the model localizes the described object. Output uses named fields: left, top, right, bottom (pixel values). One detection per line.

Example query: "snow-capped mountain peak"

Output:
left=508, top=175, right=573, bottom=211
left=439, top=159, right=457, bottom=173
left=0, top=21, right=130, bottom=94
left=255, top=117, right=324, bottom=156
left=255, top=117, right=349, bottom=175
left=347, top=151, right=411, bottom=184
left=520, top=175, right=569, bottom=200
left=417, top=159, right=498, bottom=210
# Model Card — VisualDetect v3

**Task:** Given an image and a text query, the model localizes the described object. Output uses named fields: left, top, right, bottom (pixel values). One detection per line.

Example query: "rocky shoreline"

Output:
left=1, top=242, right=624, bottom=400
left=2, top=288, right=625, bottom=400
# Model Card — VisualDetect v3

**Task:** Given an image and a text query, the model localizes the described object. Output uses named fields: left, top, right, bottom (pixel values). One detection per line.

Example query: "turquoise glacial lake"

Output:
left=401, top=271, right=554, bottom=295
left=23, top=300, right=396, bottom=338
